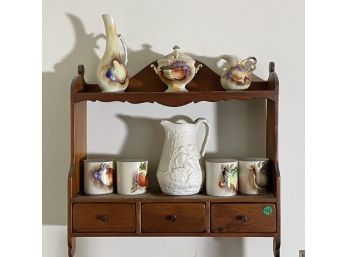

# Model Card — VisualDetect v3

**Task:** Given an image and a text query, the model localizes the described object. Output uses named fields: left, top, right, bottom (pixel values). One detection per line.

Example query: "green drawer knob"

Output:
left=263, top=206, right=273, bottom=216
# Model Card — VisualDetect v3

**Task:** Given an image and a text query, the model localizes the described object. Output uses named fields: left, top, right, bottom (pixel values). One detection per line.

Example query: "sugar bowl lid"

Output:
left=159, top=45, right=194, bottom=61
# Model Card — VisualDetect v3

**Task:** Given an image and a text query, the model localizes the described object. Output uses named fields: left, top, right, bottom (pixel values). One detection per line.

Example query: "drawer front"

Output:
left=73, top=203, right=136, bottom=232
left=211, top=204, right=276, bottom=233
left=142, top=203, right=206, bottom=233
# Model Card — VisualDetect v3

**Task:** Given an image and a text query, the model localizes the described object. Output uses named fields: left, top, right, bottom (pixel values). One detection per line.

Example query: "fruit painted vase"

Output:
left=84, top=160, right=115, bottom=195
left=116, top=160, right=148, bottom=195
left=96, top=14, right=129, bottom=92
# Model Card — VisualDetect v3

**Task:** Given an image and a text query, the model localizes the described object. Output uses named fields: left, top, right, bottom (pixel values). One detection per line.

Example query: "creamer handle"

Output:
left=194, top=118, right=210, bottom=157
left=246, top=56, right=257, bottom=72
left=117, top=34, right=128, bottom=65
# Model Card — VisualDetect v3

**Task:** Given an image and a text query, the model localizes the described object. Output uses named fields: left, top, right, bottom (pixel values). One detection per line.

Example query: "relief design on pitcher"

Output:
left=161, top=141, right=202, bottom=194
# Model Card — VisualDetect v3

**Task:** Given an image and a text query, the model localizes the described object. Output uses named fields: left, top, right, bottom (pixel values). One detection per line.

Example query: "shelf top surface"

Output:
left=72, top=62, right=278, bottom=106
left=72, top=190, right=277, bottom=203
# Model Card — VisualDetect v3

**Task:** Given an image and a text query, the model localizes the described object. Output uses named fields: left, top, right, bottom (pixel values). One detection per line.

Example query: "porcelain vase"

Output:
left=96, top=14, right=129, bottom=92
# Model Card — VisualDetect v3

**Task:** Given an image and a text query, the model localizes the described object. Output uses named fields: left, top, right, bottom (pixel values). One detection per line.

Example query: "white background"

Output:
left=41, top=0, right=304, bottom=257
left=5, top=0, right=348, bottom=257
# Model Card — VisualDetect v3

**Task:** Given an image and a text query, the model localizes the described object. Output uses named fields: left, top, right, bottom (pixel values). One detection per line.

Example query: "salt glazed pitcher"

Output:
left=96, top=14, right=129, bottom=92
left=157, top=118, right=210, bottom=195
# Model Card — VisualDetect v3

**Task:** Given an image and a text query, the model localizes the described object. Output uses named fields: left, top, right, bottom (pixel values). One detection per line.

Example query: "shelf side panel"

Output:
left=266, top=62, right=279, bottom=163
left=70, top=101, right=87, bottom=196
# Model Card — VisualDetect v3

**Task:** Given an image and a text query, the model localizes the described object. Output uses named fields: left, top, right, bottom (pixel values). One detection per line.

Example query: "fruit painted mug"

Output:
left=84, top=159, right=115, bottom=195
left=205, top=159, right=238, bottom=196
left=116, top=159, right=148, bottom=195
left=238, top=158, right=269, bottom=194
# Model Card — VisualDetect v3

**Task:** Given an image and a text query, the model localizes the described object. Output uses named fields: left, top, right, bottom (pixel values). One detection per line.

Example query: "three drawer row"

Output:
left=73, top=203, right=276, bottom=234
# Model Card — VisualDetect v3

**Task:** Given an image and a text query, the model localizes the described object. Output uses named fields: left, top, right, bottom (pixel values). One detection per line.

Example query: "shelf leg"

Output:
left=273, top=236, right=281, bottom=257
left=68, top=235, right=76, bottom=257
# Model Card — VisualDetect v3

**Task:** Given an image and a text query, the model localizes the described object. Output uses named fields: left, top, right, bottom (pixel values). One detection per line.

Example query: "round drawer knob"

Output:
left=236, top=215, right=248, bottom=222
left=96, top=215, right=108, bottom=222
left=166, top=214, right=177, bottom=222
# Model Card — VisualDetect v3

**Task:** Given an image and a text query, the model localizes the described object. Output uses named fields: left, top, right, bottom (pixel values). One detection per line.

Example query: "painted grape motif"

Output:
left=92, top=163, right=114, bottom=187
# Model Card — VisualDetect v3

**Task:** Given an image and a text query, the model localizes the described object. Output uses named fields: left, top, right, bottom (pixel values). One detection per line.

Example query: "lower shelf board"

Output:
left=71, top=232, right=277, bottom=237
left=72, top=189, right=277, bottom=203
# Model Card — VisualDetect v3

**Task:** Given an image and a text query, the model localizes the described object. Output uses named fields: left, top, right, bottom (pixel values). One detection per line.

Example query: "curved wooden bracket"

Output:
left=273, top=236, right=281, bottom=257
left=68, top=236, right=76, bottom=257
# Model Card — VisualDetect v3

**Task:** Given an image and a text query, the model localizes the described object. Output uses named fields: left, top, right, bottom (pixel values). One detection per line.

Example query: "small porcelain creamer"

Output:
left=151, top=46, right=202, bottom=92
left=157, top=118, right=210, bottom=195
left=220, top=56, right=257, bottom=90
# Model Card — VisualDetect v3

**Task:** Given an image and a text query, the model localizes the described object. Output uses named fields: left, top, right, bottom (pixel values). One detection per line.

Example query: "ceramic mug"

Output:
left=84, top=159, right=115, bottom=195
left=238, top=158, right=269, bottom=194
left=117, top=159, right=148, bottom=195
left=205, top=159, right=238, bottom=196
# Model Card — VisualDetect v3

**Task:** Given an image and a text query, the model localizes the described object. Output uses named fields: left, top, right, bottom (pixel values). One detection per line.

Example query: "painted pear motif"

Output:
left=249, top=161, right=269, bottom=193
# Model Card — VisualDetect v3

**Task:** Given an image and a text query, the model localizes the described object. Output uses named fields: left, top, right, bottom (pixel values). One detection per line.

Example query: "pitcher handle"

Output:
left=117, top=33, right=128, bottom=65
left=194, top=118, right=210, bottom=157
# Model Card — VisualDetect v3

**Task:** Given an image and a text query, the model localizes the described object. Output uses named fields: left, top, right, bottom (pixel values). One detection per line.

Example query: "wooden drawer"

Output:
left=211, top=204, right=276, bottom=233
left=142, top=203, right=206, bottom=233
left=73, top=203, right=136, bottom=232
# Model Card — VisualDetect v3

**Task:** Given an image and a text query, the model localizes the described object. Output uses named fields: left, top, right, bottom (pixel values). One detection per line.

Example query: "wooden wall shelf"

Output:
left=67, top=60, right=281, bottom=257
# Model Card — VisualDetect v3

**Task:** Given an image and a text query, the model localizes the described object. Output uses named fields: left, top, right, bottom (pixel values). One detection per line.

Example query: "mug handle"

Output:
left=246, top=56, right=257, bottom=72
left=117, top=34, right=128, bottom=65
left=194, top=118, right=210, bottom=157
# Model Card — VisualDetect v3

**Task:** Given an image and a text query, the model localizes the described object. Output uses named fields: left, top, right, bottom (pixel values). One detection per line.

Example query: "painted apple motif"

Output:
left=130, top=162, right=148, bottom=193
left=137, top=171, right=148, bottom=187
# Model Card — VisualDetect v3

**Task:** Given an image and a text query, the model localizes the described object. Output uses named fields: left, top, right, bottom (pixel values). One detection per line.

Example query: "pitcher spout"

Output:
left=160, top=120, right=175, bottom=130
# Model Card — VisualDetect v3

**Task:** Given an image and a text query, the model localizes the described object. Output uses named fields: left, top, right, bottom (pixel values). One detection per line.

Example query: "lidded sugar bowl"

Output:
left=151, top=45, right=202, bottom=92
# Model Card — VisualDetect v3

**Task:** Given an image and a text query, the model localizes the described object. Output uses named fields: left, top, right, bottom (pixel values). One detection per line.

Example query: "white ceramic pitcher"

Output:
left=157, top=118, right=210, bottom=195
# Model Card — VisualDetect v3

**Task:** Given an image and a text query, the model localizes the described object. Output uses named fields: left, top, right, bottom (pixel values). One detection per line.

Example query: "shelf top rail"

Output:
left=71, top=61, right=279, bottom=107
